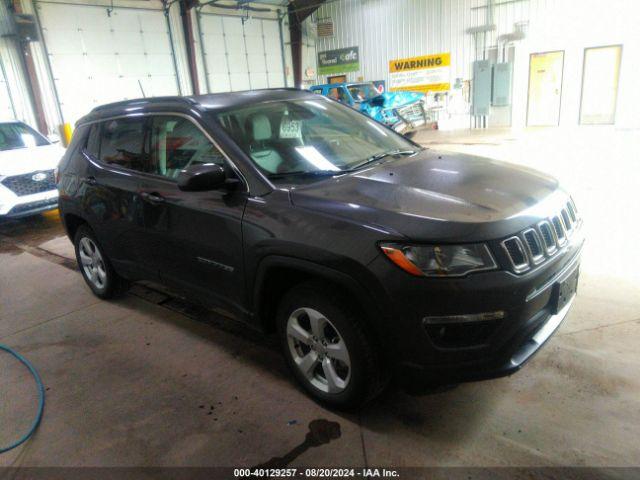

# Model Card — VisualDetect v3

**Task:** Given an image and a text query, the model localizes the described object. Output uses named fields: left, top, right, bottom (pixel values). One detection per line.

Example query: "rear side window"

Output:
left=85, top=124, right=101, bottom=158
left=58, top=124, right=89, bottom=174
left=98, top=118, right=147, bottom=172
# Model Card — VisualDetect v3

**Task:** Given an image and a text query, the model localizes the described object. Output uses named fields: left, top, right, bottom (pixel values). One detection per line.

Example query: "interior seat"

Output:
left=245, top=114, right=284, bottom=174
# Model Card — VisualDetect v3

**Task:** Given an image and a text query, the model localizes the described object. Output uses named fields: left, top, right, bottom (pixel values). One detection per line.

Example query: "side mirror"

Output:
left=177, top=164, right=229, bottom=192
left=47, top=133, right=61, bottom=144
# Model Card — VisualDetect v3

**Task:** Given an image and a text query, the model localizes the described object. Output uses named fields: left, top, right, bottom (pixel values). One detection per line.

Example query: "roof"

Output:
left=79, top=88, right=315, bottom=125
left=311, top=82, right=369, bottom=88
left=192, top=88, right=315, bottom=110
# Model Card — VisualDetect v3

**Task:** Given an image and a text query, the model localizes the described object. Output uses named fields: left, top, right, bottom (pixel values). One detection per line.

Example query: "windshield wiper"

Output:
left=267, top=170, right=341, bottom=180
left=348, top=149, right=417, bottom=171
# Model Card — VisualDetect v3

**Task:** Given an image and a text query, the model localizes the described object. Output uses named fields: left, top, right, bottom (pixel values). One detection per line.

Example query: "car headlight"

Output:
left=380, top=243, right=497, bottom=277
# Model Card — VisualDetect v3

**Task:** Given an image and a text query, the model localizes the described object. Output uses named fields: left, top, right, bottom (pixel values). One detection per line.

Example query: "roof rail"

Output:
left=90, top=96, right=197, bottom=113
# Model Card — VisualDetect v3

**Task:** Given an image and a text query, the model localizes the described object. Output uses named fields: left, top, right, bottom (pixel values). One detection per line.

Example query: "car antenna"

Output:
left=138, top=80, right=146, bottom=98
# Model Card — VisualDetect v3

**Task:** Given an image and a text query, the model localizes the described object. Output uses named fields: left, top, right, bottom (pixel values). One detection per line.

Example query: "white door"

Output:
left=36, top=3, right=179, bottom=125
left=0, top=60, right=15, bottom=121
left=527, top=51, right=564, bottom=127
left=199, top=13, right=285, bottom=93
left=580, top=45, right=622, bottom=125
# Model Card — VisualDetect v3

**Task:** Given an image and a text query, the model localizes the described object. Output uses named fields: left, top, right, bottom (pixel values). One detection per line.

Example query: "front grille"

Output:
left=538, top=221, right=557, bottom=253
left=566, top=201, right=577, bottom=222
left=552, top=216, right=566, bottom=243
left=1, top=170, right=56, bottom=196
left=396, top=102, right=425, bottom=123
left=501, top=198, right=582, bottom=273
left=561, top=208, right=572, bottom=232
left=502, top=237, right=528, bottom=272
left=523, top=228, right=544, bottom=262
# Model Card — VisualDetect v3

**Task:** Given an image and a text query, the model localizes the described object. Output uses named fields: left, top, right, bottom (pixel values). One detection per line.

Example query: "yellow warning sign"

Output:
left=389, top=53, right=451, bottom=93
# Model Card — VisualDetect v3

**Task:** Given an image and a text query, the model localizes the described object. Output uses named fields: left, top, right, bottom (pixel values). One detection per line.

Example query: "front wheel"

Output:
left=74, top=225, right=129, bottom=299
left=403, top=131, right=417, bottom=139
left=277, top=281, right=387, bottom=409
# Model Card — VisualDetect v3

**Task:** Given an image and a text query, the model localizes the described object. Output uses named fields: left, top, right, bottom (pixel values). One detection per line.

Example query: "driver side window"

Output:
left=149, top=115, right=225, bottom=180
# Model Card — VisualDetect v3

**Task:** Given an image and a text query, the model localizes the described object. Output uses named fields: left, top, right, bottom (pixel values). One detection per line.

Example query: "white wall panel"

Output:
left=36, top=2, right=179, bottom=125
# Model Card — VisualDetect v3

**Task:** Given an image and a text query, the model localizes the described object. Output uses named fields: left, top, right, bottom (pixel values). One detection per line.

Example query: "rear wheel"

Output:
left=74, top=225, right=129, bottom=299
left=277, top=281, right=386, bottom=409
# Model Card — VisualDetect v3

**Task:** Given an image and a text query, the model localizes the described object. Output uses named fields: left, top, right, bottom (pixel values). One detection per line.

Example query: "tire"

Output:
left=404, top=131, right=417, bottom=139
left=276, top=281, right=387, bottom=409
left=74, top=224, right=129, bottom=299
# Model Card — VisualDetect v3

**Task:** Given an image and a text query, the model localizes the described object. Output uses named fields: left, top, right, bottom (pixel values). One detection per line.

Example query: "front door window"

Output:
left=149, top=116, right=225, bottom=180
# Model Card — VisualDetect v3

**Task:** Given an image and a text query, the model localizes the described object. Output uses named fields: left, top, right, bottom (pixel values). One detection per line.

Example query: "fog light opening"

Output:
left=422, top=311, right=505, bottom=349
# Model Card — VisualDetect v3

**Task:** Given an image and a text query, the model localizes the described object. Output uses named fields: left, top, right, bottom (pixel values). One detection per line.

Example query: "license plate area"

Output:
left=550, top=267, right=579, bottom=314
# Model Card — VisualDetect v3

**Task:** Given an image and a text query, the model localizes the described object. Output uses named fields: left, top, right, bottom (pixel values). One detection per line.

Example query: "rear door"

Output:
left=136, top=114, right=248, bottom=314
left=82, top=117, right=153, bottom=279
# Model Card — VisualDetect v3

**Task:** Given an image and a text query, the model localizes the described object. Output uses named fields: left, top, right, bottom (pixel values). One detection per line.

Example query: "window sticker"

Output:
left=280, top=118, right=302, bottom=139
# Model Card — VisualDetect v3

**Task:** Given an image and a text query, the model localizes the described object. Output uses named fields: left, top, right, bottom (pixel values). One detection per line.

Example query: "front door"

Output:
left=137, top=114, right=248, bottom=314
left=527, top=51, right=564, bottom=126
left=83, top=117, right=154, bottom=280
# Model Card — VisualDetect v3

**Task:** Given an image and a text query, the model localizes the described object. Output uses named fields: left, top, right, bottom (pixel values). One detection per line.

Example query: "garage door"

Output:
left=36, top=2, right=179, bottom=125
left=0, top=60, right=15, bottom=121
left=198, top=13, right=285, bottom=93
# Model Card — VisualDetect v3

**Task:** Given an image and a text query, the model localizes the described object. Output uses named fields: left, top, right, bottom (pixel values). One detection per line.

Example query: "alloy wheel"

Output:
left=286, top=307, right=351, bottom=394
left=78, top=237, right=107, bottom=290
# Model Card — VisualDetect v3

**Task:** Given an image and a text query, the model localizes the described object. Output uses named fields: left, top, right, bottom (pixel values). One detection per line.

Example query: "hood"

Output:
left=363, top=91, right=425, bottom=109
left=289, top=149, right=566, bottom=242
left=0, top=144, right=66, bottom=177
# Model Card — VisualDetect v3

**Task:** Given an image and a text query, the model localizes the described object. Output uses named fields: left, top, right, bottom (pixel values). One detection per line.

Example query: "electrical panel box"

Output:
left=492, top=62, right=513, bottom=106
left=472, top=60, right=492, bottom=116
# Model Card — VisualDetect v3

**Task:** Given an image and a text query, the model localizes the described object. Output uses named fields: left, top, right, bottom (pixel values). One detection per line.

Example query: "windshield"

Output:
left=347, top=83, right=380, bottom=102
left=215, top=97, right=417, bottom=179
left=0, top=122, right=49, bottom=151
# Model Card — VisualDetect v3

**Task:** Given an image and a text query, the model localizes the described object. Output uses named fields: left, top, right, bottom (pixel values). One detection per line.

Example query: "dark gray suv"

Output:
left=57, top=89, right=584, bottom=408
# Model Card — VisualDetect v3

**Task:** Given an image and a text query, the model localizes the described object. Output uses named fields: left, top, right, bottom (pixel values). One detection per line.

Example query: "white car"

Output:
left=0, top=121, right=65, bottom=218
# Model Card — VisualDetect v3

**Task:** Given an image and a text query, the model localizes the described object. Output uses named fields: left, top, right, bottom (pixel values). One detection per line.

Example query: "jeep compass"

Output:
left=57, top=89, right=583, bottom=408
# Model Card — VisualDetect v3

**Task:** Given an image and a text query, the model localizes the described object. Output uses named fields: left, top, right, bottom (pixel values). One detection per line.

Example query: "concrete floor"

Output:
left=1, top=127, right=639, bottom=469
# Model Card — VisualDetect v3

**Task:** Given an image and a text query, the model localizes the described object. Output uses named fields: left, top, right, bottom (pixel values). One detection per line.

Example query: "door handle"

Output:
left=140, top=192, right=165, bottom=205
left=81, top=176, right=97, bottom=186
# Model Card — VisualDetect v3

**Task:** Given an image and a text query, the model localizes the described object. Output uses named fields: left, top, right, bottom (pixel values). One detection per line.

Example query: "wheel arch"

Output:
left=252, top=256, right=392, bottom=349
left=62, top=212, right=88, bottom=241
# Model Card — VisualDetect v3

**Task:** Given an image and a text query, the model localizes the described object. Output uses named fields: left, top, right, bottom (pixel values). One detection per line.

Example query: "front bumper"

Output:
left=368, top=231, right=584, bottom=388
left=391, top=103, right=434, bottom=134
left=0, top=187, right=59, bottom=218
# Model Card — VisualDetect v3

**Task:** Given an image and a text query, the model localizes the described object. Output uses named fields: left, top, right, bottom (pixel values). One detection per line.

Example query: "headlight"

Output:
left=380, top=243, right=497, bottom=277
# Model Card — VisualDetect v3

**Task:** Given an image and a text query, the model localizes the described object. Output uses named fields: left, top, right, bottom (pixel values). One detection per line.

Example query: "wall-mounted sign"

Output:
left=318, top=47, right=359, bottom=75
left=317, top=19, right=334, bottom=37
left=372, top=80, right=386, bottom=94
left=389, top=52, right=450, bottom=93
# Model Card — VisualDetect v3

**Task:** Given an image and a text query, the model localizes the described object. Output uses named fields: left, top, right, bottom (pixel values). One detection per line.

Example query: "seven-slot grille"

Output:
left=1, top=170, right=56, bottom=196
left=501, top=198, right=581, bottom=273
left=396, top=102, right=426, bottom=123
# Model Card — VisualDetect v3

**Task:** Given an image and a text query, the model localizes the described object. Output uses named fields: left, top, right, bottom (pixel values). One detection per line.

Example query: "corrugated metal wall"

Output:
left=305, top=0, right=640, bottom=129
left=311, top=0, right=536, bottom=85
